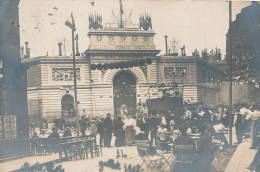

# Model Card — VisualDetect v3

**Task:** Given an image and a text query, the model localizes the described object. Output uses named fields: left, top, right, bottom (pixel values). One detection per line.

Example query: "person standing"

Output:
left=137, top=99, right=143, bottom=113
left=79, top=116, right=87, bottom=136
left=149, top=114, right=158, bottom=146
left=250, top=107, right=260, bottom=149
left=103, top=113, right=113, bottom=147
left=233, top=109, right=244, bottom=144
left=114, top=116, right=125, bottom=147
left=97, top=117, right=104, bottom=147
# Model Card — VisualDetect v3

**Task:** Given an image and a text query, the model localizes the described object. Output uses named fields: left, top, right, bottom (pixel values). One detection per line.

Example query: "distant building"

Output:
left=226, top=1, right=260, bottom=83
left=224, top=2, right=260, bottom=104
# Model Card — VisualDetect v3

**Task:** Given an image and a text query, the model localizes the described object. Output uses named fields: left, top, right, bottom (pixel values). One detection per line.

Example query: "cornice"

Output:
left=85, top=49, right=160, bottom=56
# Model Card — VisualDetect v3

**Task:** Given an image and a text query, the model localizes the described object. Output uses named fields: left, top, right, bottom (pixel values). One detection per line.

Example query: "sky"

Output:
left=18, top=0, right=251, bottom=58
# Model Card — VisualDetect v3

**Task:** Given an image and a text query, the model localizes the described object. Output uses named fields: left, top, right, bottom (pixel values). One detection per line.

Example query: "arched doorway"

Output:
left=61, top=95, right=75, bottom=118
left=113, top=70, right=137, bottom=116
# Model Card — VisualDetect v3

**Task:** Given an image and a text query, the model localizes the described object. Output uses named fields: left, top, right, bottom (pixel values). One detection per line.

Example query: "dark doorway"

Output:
left=113, top=70, right=137, bottom=116
left=61, top=95, right=75, bottom=118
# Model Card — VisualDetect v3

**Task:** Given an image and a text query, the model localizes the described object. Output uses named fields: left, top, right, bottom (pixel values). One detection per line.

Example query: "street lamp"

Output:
left=65, top=13, right=79, bottom=137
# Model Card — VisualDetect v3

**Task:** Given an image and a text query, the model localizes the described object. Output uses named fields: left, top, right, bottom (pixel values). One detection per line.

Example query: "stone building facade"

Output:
left=23, top=23, right=225, bottom=120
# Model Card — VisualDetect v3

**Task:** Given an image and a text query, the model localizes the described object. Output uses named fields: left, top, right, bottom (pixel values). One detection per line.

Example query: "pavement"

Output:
left=0, top=146, right=145, bottom=172
left=224, top=140, right=258, bottom=172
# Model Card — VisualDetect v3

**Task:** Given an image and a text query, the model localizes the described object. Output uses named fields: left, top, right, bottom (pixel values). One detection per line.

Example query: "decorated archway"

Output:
left=113, top=70, right=137, bottom=116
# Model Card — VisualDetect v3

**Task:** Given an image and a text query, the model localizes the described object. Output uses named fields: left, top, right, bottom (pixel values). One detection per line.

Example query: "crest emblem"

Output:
left=121, top=36, right=126, bottom=42
left=97, top=36, right=102, bottom=42
left=144, top=37, right=149, bottom=42
left=109, top=36, right=114, bottom=42
left=132, top=36, right=137, bottom=42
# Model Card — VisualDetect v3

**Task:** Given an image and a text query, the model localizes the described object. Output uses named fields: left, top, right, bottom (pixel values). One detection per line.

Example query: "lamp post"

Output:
left=181, top=69, right=186, bottom=98
left=65, top=13, right=79, bottom=137
left=228, top=1, right=233, bottom=146
left=91, top=79, right=96, bottom=117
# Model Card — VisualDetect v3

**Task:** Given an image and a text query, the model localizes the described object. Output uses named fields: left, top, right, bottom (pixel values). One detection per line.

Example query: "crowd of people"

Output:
left=29, top=101, right=260, bottom=171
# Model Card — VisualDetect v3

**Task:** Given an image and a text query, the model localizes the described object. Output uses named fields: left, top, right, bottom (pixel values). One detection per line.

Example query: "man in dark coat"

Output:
left=79, top=116, right=87, bottom=136
left=97, top=117, right=104, bottom=146
left=233, top=109, right=244, bottom=144
left=103, top=113, right=113, bottom=147
left=148, top=113, right=158, bottom=146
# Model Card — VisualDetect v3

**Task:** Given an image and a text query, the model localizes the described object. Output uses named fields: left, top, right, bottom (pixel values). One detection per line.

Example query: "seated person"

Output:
left=157, top=124, right=170, bottom=152
left=135, top=125, right=156, bottom=156
left=173, top=125, right=196, bottom=172
left=174, top=125, right=195, bottom=147
left=63, top=127, right=72, bottom=137
left=197, top=126, right=214, bottom=172
left=135, top=126, right=148, bottom=140
left=48, top=127, right=59, bottom=139
left=157, top=124, right=169, bottom=141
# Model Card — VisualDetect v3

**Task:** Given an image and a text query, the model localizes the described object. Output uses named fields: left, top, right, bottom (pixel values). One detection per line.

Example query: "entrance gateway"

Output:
left=113, top=70, right=137, bottom=116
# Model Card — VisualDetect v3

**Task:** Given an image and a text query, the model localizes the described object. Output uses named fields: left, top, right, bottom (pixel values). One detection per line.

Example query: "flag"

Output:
left=119, top=0, right=124, bottom=14
left=65, top=12, right=76, bottom=31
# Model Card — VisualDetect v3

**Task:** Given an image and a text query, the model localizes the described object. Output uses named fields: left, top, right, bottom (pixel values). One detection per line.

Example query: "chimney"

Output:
left=181, top=45, right=186, bottom=56
left=58, top=42, right=62, bottom=56
left=27, top=48, right=31, bottom=58
left=21, top=46, right=24, bottom=58
left=25, top=41, right=29, bottom=58
left=164, top=35, right=168, bottom=55
left=75, top=34, right=80, bottom=56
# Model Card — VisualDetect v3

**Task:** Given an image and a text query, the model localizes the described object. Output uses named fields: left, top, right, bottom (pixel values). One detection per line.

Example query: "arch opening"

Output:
left=113, top=70, right=137, bottom=116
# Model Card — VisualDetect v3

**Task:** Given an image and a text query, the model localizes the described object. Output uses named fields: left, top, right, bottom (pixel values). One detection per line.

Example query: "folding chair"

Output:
left=155, top=139, right=176, bottom=171
left=136, top=140, right=172, bottom=172
left=172, top=145, right=196, bottom=172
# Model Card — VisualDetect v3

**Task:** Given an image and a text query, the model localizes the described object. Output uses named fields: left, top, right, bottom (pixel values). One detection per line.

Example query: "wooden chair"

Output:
left=172, top=145, right=196, bottom=172
left=86, top=134, right=102, bottom=157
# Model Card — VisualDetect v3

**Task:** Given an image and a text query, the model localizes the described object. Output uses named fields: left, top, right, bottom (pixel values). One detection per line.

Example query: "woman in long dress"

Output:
left=114, top=116, right=125, bottom=147
left=124, top=116, right=136, bottom=146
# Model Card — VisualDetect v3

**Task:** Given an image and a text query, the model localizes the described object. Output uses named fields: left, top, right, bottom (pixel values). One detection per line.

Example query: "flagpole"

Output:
left=119, top=0, right=123, bottom=28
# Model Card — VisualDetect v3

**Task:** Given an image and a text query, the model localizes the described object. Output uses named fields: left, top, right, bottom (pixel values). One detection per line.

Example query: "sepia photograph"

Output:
left=0, top=0, right=260, bottom=171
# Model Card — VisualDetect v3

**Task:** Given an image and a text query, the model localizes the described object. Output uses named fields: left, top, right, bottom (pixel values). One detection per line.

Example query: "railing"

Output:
left=105, top=23, right=139, bottom=29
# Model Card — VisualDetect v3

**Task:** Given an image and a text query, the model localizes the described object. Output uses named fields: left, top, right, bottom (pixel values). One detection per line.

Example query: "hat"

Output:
left=106, top=113, right=111, bottom=117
